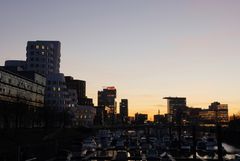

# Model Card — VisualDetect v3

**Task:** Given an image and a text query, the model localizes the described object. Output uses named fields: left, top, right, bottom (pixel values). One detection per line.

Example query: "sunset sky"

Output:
left=1, top=0, right=240, bottom=118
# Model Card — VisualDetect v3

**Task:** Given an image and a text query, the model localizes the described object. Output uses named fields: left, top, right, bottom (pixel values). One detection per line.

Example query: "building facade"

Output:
left=44, top=73, right=69, bottom=111
left=65, top=76, right=93, bottom=106
left=120, top=99, right=128, bottom=123
left=73, top=105, right=96, bottom=127
left=98, top=86, right=117, bottom=114
left=0, top=67, right=46, bottom=128
left=199, top=102, right=229, bottom=125
left=0, top=67, right=45, bottom=107
left=163, top=97, right=187, bottom=124
left=26, top=41, right=61, bottom=76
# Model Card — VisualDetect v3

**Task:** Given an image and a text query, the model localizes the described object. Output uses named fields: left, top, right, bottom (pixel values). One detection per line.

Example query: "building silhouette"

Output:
left=65, top=76, right=93, bottom=106
left=120, top=99, right=128, bottom=123
left=135, top=113, right=148, bottom=124
left=98, top=86, right=117, bottom=114
left=163, top=97, right=187, bottom=124
left=98, top=86, right=117, bottom=124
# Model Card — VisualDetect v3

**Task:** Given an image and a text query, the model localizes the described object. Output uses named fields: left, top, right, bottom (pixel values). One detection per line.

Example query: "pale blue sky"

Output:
left=1, top=0, right=240, bottom=117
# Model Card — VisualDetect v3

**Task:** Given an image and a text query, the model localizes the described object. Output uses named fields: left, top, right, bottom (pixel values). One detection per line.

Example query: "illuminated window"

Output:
left=53, top=87, right=56, bottom=91
left=36, top=45, right=39, bottom=49
left=41, top=52, right=45, bottom=55
left=42, top=45, right=45, bottom=49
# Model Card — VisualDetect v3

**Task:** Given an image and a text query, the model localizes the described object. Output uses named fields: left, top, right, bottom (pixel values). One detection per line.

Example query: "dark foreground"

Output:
left=0, top=127, right=239, bottom=161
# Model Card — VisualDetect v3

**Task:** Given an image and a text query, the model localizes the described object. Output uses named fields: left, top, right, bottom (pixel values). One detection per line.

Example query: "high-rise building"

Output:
left=25, top=40, right=73, bottom=110
left=98, top=86, right=117, bottom=125
left=120, top=99, right=128, bottom=123
left=163, top=97, right=187, bottom=124
left=26, top=41, right=61, bottom=76
left=98, top=86, right=117, bottom=114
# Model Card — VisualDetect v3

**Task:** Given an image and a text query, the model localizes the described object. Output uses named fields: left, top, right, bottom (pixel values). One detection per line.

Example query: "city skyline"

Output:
left=1, top=1, right=240, bottom=117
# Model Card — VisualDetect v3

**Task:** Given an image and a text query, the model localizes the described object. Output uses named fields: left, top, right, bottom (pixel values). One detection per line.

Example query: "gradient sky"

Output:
left=1, top=0, right=240, bottom=118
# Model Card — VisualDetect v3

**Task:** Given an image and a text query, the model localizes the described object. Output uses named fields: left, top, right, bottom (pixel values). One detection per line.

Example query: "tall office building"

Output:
left=120, top=99, right=128, bottom=123
left=26, top=41, right=61, bottom=76
left=98, top=86, right=117, bottom=114
left=163, top=97, right=187, bottom=123
left=97, top=87, right=117, bottom=125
